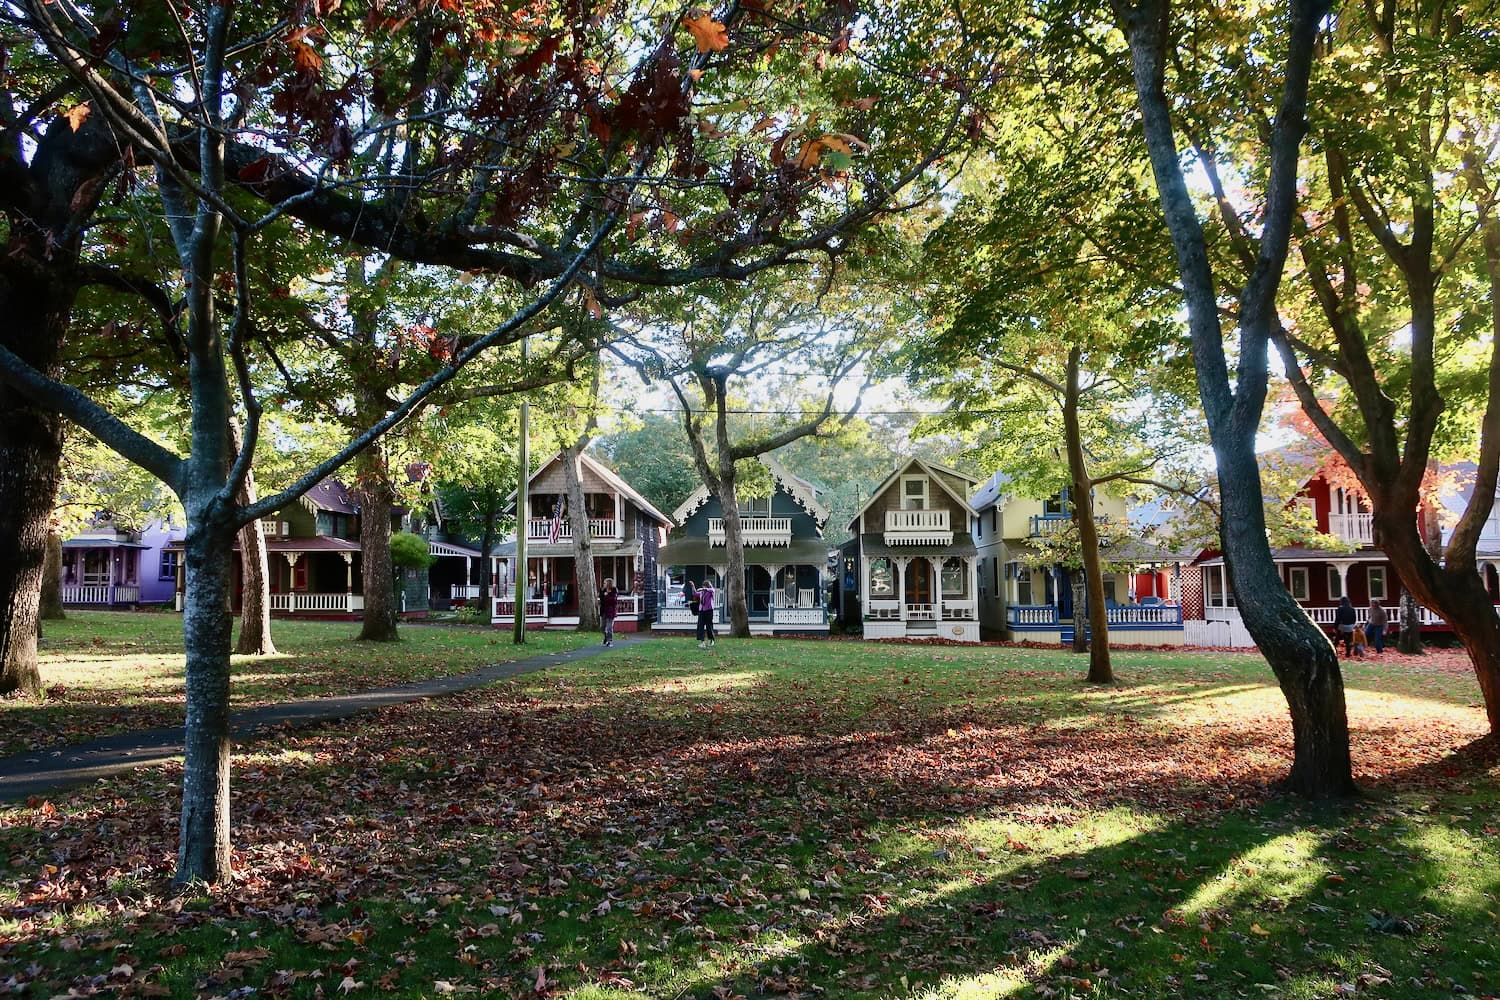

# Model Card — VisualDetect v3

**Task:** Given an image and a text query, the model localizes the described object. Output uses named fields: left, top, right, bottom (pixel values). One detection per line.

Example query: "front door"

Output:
left=905, top=559, right=933, bottom=608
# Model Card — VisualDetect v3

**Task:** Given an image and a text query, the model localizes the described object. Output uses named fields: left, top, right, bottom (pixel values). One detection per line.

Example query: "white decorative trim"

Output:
left=669, top=455, right=829, bottom=528
left=761, top=455, right=829, bottom=526
left=670, top=485, right=713, bottom=525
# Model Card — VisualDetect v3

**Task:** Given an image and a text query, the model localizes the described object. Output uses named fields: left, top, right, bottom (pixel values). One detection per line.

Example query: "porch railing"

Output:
left=657, top=604, right=725, bottom=625
left=1106, top=603, right=1183, bottom=626
left=772, top=606, right=826, bottom=625
left=63, top=584, right=140, bottom=605
left=1008, top=604, right=1060, bottom=626
left=269, top=592, right=364, bottom=613
left=493, top=595, right=548, bottom=619
left=448, top=584, right=481, bottom=601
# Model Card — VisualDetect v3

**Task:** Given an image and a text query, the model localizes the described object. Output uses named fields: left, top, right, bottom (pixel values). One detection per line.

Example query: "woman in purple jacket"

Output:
left=696, top=581, right=717, bottom=649
left=599, top=577, right=619, bottom=647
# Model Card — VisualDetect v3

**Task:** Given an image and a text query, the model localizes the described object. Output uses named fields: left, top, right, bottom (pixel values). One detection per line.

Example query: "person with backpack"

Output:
left=696, top=579, right=717, bottom=649
left=1333, top=596, right=1357, bottom=657
left=599, top=577, right=619, bottom=647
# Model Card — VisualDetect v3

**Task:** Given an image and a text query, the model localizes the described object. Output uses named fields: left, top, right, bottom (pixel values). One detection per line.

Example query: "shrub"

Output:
left=453, top=604, right=487, bottom=625
left=390, top=532, right=437, bottom=569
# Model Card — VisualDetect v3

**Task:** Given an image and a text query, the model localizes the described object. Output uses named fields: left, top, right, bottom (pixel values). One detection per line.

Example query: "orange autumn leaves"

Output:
left=682, top=11, right=730, bottom=53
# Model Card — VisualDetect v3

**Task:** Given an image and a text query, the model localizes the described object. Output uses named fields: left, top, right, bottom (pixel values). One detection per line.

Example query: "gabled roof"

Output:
left=669, top=454, right=830, bottom=527
left=299, top=478, right=360, bottom=516
left=847, top=456, right=978, bottom=532
left=969, top=470, right=1013, bottom=511
left=528, top=450, right=673, bottom=526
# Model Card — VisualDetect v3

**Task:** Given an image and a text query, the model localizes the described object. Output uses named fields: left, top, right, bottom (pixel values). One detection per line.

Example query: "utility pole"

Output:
left=513, top=336, right=529, bottom=645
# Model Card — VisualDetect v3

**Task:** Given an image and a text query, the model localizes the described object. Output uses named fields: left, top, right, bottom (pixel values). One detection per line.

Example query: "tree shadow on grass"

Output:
left=3, top=656, right=1498, bottom=998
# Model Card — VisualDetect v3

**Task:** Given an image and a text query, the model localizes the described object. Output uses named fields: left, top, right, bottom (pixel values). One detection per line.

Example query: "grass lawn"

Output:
left=2, top=632, right=1498, bottom=998
left=0, top=611, right=595, bottom=757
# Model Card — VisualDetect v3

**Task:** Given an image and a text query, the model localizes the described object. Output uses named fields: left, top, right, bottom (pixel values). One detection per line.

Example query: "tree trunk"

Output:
left=1070, top=572, right=1089, bottom=654
left=0, top=115, right=119, bottom=695
left=562, top=441, right=600, bottom=631
left=1121, top=0, right=1352, bottom=797
left=1219, top=434, right=1356, bottom=797
left=1398, top=586, right=1424, bottom=655
left=39, top=530, right=65, bottom=621
left=229, top=420, right=275, bottom=655
left=717, top=470, right=751, bottom=638
left=477, top=491, right=497, bottom=602
left=1377, top=510, right=1500, bottom=725
left=355, top=435, right=400, bottom=642
left=176, top=515, right=236, bottom=884
left=0, top=302, right=66, bottom=697
left=1062, top=348, right=1113, bottom=682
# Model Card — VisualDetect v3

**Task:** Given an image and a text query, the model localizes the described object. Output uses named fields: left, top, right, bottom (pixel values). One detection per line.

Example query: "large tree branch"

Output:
left=241, top=210, right=621, bottom=525
left=0, top=342, right=185, bottom=489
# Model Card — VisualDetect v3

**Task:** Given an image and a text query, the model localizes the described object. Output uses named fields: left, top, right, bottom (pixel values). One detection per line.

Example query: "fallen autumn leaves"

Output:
left=2, top=638, right=1497, bottom=998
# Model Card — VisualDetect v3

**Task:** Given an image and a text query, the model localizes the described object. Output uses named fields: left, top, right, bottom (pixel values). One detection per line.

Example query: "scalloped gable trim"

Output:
left=668, top=455, right=828, bottom=528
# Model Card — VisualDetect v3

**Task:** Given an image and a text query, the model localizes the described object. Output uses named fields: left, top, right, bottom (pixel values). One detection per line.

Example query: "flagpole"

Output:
left=513, top=336, right=529, bottom=645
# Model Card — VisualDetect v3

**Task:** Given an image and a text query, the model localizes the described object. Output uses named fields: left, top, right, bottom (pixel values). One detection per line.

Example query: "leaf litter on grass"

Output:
left=1, top=641, right=1497, bottom=998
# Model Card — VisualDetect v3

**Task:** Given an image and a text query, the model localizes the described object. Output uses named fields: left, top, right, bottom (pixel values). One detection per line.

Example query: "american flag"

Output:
left=548, top=496, right=565, bottom=544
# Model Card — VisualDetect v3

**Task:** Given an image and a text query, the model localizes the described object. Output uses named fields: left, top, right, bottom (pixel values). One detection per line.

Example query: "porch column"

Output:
left=175, top=558, right=185, bottom=612
left=894, top=558, right=908, bottom=621
left=1218, top=563, right=1227, bottom=608
left=341, top=552, right=354, bottom=612
left=967, top=557, right=979, bottom=618
left=861, top=556, right=871, bottom=608
left=614, top=491, right=622, bottom=538
left=766, top=563, right=783, bottom=613
left=928, top=555, right=943, bottom=622
left=464, top=555, right=472, bottom=587
left=1329, top=560, right=1352, bottom=602
left=283, top=552, right=302, bottom=611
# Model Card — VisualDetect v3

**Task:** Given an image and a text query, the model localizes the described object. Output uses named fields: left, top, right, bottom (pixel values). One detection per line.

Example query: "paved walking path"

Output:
left=0, top=640, right=616, bottom=803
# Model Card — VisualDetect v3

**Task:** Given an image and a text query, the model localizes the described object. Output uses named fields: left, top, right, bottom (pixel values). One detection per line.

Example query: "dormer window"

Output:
left=901, top=475, right=928, bottom=510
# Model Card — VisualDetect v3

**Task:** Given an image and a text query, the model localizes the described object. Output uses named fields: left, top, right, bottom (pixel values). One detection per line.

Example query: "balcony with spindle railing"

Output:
left=525, top=517, right=622, bottom=542
left=883, top=509, right=952, bottom=545
left=707, top=517, right=793, bottom=547
left=1327, top=511, right=1375, bottom=546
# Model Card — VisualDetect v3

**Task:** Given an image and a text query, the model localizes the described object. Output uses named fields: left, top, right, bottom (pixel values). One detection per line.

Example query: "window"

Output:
left=1103, top=578, right=1117, bottom=603
left=159, top=550, right=180, bottom=581
left=941, top=557, right=966, bottom=596
left=869, top=558, right=894, bottom=597
left=1288, top=566, right=1309, bottom=602
left=1367, top=566, right=1387, bottom=602
left=1327, top=566, right=1343, bottom=601
left=992, top=509, right=998, bottom=534
left=1043, top=490, right=1068, bottom=517
left=738, top=494, right=771, bottom=516
left=1016, top=565, right=1033, bottom=605
left=901, top=476, right=928, bottom=511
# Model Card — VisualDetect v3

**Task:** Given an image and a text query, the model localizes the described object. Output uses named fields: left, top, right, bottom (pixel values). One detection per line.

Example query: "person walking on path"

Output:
left=599, top=577, right=619, bottom=647
left=1367, top=602, right=1388, bottom=655
left=696, top=580, right=717, bottom=649
left=1334, top=596, right=1357, bottom=657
